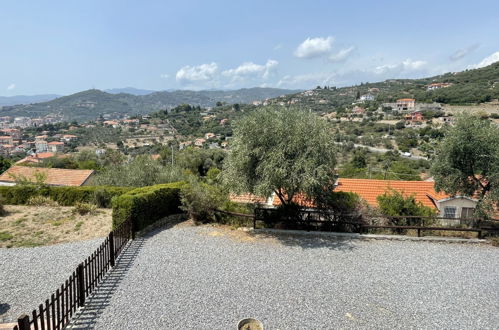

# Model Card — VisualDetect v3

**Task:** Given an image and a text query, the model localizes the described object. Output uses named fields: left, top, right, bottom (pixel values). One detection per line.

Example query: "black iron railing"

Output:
left=14, top=218, right=134, bottom=330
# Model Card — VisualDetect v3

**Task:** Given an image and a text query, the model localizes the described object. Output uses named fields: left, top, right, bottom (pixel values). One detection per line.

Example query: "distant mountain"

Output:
left=105, top=87, right=157, bottom=95
left=0, top=87, right=301, bottom=122
left=0, top=94, right=60, bottom=107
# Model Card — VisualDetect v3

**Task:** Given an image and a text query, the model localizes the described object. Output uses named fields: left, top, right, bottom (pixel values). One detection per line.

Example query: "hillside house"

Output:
left=404, top=111, right=424, bottom=123
left=205, top=132, right=216, bottom=140
left=359, top=94, right=375, bottom=101
left=61, top=134, right=78, bottom=142
left=194, top=138, right=206, bottom=147
left=48, top=141, right=64, bottom=153
left=0, top=166, right=94, bottom=186
left=352, top=106, right=365, bottom=114
left=427, top=83, right=452, bottom=91
left=35, top=140, right=48, bottom=153
left=16, top=152, right=58, bottom=165
left=396, top=98, right=416, bottom=112
left=0, top=136, right=14, bottom=145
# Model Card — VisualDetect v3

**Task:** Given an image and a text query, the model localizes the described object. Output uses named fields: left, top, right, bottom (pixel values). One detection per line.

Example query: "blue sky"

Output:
left=1, top=0, right=499, bottom=95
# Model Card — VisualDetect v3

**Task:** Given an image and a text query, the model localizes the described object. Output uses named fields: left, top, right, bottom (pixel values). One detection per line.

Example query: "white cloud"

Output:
left=329, top=46, right=355, bottom=62
left=469, top=51, right=499, bottom=69
left=7, top=83, right=15, bottom=90
left=374, top=58, right=427, bottom=74
left=175, top=62, right=218, bottom=83
left=222, top=59, right=278, bottom=80
left=294, top=36, right=334, bottom=59
left=160, top=74, right=170, bottom=79
left=450, top=44, right=479, bottom=61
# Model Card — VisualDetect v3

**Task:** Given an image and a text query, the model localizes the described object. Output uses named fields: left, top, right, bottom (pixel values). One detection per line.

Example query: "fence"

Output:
left=14, top=218, right=134, bottom=330
left=252, top=207, right=499, bottom=238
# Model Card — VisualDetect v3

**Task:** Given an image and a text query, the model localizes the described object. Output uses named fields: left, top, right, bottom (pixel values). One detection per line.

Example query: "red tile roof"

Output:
left=0, top=166, right=94, bottom=186
left=272, top=178, right=450, bottom=209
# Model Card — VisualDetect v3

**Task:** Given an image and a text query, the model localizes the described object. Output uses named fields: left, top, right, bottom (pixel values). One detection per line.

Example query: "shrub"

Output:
left=112, top=182, right=184, bottom=231
left=27, top=195, right=59, bottom=207
left=0, top=185, right=133, bottom=207
left=377, top=189, right=436, bottom=226
left=72, top=202, right=97, bottom=216
left=180, top=180, right=226, bottom=223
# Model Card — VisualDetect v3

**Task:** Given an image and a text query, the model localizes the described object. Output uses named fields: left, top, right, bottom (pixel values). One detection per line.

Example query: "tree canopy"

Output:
left=222, top=106, right=337, bottom=204
left=430, top=113, right=499, bottom=215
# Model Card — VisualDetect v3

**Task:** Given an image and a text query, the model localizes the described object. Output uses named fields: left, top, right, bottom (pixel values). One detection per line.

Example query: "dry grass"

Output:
left=0, top=205, right=112, bottom=248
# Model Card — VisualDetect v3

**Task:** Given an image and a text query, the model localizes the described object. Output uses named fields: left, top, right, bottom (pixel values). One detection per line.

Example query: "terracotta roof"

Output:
left=0, top=136, right=12, bottom=139
left=48, top=141, right=64, bottom=145
left=0, top=166, right=94, bottom=186
left=272, top=178, right=450, bottom=209
left=230, top=193, right=267, bottom=204
left=397, top=98, right=415, bottom=102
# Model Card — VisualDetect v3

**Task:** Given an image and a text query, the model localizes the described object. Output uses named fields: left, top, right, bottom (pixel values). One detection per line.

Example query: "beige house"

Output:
left=433, top=196, right=478, bottom=219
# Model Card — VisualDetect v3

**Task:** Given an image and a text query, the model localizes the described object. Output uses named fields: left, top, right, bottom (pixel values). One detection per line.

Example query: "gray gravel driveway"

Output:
left=67, top=225, right=499, bottom=329
left=0, top=239, right=103, bottom=323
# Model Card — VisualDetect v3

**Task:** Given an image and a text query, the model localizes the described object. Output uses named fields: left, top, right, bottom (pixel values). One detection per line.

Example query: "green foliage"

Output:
left=94, top=155, right=184, bottom=187
left=0, top=231, right=13, bottom=242
left=0, top=156, right=12, bottom=174
left=431, top=113, right=499, bottom=217
left=222, top=106, right=337, bottom=204
left=0, top=185, right=132, bottom=207
left=72, top=202, right=97, bottom=215
left=377, top=189, right=436, bottom=218
left=111, top=182, right=184, bottom=230
left=315, top=191, right=362, bottom=216
left=179, top=179, right=227, bottom=223
left=26, top=195, right=58, bottom=207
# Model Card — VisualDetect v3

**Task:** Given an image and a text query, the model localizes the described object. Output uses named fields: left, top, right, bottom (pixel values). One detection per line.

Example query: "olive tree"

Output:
left=222, top=106, right=337, bottom=205
left=430, top=113, right=499, bottom=216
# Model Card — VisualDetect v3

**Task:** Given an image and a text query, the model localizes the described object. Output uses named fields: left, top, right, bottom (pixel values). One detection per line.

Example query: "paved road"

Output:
left=68, top=225, right=498, bottom=329
left=335, top=142, right=429, bottom=160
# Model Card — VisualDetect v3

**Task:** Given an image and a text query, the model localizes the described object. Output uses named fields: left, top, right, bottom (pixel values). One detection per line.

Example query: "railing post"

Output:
left=77, top=263, right=85, bottom=307
left=17, top=314, right=30, bottom=330
left=253, top=209, right=257, bottom=229
left=109, top=232, right=115, bottom=267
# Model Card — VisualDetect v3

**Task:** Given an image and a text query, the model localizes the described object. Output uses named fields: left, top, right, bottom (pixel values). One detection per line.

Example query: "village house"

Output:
left=35, top=140, right=48, bottom=153
left=352, top=106, right=365, bottom=114
left=404, top=111, right=424, bottom=123
left=0, top=136, right=14, bottom=145
left=0, top=128, right=21, bottom=139
left=16, top=152, right=60, bottom=165
left=359, top=94, right=375, bottom=102
left=427, top=82, right=452, bottom=91
left=194, top=138, right=206, bottom=147
left=205, top=132, right=216, bottom=140
left=396, top=98, right=416, bottom=112
left=0, top=166, right=94, bottom=186
left=48, top=141, right=64, bottom=153
left=61, top=134, right=78, bottom=142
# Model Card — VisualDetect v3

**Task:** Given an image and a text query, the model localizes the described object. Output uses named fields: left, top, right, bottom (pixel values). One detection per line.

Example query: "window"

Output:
left=443, top=206, right=457, bottom=218
left=461, top=207, right=475, bottom=219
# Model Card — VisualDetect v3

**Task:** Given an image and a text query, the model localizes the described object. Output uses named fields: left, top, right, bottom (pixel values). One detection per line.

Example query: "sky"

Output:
left=1, top=0, right=499, bottom=96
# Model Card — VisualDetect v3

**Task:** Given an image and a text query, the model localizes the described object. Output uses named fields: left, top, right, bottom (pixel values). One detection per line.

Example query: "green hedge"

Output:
left=0, top=185, right=133, bottom=207
left=111, top=182, right=185, bottom=231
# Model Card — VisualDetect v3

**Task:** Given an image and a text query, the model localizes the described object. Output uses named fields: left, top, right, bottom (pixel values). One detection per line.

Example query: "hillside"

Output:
left=268, top=61, right=499, bottom=113
left=0, top=94, right=61, bottom=106
left=0, top=87, right=300, bottom=122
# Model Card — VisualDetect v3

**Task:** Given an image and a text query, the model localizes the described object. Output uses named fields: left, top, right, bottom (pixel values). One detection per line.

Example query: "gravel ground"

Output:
left=70, top=225, right=499, bottom=329
left=0, top=239, right=103, bottom=323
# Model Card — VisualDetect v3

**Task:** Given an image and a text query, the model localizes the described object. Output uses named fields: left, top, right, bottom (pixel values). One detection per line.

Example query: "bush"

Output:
left=0, top=185, right=133, bottom=207
left=72, top=202, right=97, bottom=215
left=26, top=195, right=58, bottom=207
left=112, top=182, right=184, bottom=231
left=180, top=180, right=226, bottom=223
left=377, top=189, right=436, bottom=226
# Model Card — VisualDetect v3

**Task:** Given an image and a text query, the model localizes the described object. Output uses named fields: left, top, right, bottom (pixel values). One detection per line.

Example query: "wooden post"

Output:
left=17, top=314, right=30, bottom=330
left=77, top=263, right=85, bottom=307
left=109, top=232, right=115, bottom=267
left=253, top=209, right=257, bottom=229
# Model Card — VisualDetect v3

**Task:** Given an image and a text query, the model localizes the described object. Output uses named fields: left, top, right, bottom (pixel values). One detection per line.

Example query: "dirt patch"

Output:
left=0, top=205, right=112, bottom=248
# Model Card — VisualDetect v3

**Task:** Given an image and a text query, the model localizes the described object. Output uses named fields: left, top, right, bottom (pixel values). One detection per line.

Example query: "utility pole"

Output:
left=171, top=144, right=174, bottom=166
